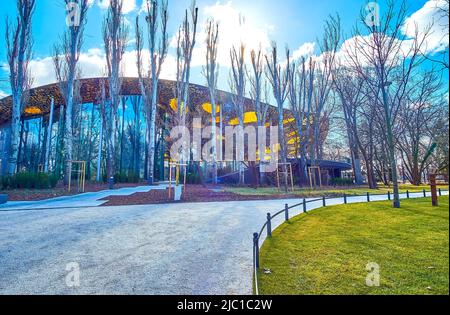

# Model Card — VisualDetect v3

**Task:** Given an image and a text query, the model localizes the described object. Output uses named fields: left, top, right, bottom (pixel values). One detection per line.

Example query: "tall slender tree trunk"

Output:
left=14, top=117, right=25, bottom=173
left=96, top=118, right=103, bottom=182
left=147, top=78, right=159, bottom=185
left=86, top=104, right=95, bottom=180
left=210, top=91, right=218, bottom=185
left=106, top=100, right=116, bottom=189
left=64, top=81, right=75, bottom=186
left=381, top=87, right=400, bottom=208
left=278, top=108, right=288, bottom=192
left=119, top=99, right=126, bottom=174
left=8, top=95, right=22, bottom=174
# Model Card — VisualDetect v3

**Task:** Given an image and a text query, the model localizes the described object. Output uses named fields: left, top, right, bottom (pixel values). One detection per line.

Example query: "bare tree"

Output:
left=333, top=66, right=366, bottom=185
left=358, top=98, right=379, bottom=188
left=265, top=43, right=291, bottom=191
left=345, top=0, right=432, bottom=207
left=422, top=0, right=449, bottom=69
left=129, top=95, right=142, bottom=176
left=310, top=15, right=341, bottom=166
left=396, top=70, right=442, bottom=184
left=53, top=0, right=89, bottom=184
left=173, top=1, right=198, bottom=160
left=5, top=0, right=35, bottom=175
left=229, top=37, right=247, bottom=185
left=249, top=46, right=269, bottom=184
left=203, top=19, right=219, bottom=184
left=102, top=0, right=128, bottom=189
left=287, top=57, right=315, bottom=185
left=135, top=0, right=169, bottom=184
left=429, top=102, right=449, bottom=174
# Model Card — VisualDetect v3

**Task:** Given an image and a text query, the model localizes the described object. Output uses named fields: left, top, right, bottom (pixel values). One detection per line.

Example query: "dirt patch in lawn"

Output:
left=3, top=182, right=145, bottom=201
left=101, top=185, right=303, bottom=206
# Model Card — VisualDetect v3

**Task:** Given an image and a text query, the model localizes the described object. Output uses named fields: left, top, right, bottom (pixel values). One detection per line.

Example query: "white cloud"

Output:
left=121, top=50, right=177, bottom=80
left=27, top=48, right=108, bottom=88
left=292, top=42, right=316, bottom=61
left=27, top=49, right=105, bottom=88
left=402, top=0, right=449, bottom=55
left=0, top=89, right=9, bottom=99
left=275, top=0, right=446, bottom=76
left=97, top=0, right=137, bottom=14
left=323, top=0, right=448, bottom=70
left=28, top=56, right=58, bottom=87
left=77, top=48, right=108, bottom=77
left=171, top=1, right=273, bottom=69
left=334, top=34, right=414, bottom=69
left=27, top=47, right=177, bottom=88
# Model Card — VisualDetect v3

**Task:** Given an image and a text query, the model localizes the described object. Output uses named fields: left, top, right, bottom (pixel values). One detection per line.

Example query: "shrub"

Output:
left=0, top=172, right=60, bottom=190
left=330, top=178, right=354, bottom=186
left=15, top=172, right=34, bottom=189
left=186, top=172, right=201, bottom=185
left=127, top=172, right=140, bottom=183
left=49, top=174, right=59, bottom=188
left=114, top=171, right=140, bottom=183
left=35, top=173, right=50, bottom=189
left=1, top=175, right=12, bottom=190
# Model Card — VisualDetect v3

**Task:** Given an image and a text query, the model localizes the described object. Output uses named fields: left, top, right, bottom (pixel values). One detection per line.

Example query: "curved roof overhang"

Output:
left=0, top=77, right=291, bottom=126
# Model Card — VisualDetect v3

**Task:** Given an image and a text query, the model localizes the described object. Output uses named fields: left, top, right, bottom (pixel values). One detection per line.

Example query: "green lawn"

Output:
left=227, top=184, right=448, bottom=198
left=258, top=197, right=449, bottom=295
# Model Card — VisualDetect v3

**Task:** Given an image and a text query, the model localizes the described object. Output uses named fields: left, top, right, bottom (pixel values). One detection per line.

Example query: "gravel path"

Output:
left=0, top=191, right=446, bottom=295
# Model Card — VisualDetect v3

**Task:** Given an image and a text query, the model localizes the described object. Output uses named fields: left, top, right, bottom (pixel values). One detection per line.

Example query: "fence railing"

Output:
left=252, top=188, right=447, bottom=295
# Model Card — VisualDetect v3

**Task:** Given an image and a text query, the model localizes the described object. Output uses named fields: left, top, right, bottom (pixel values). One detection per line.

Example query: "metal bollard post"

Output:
left=266, top=213, right=272, bottom=238
left=344, top=194, right=347, bottom=204
left=439, top=188, right=442, bottom=196
left=367, top=192, right=370, bottom=202
left=285, top=204, right=289, bottom=221
left=253, top=233, right=259, bottom=269
left=323, top=196, right=326, bottom=207
left=407, top=190, right=410, bottom=198
left=423, top=189, right=427, bottom=197
left=388, top=191, right=391, bottom=200
left=303, top=199, right=307, bottom=213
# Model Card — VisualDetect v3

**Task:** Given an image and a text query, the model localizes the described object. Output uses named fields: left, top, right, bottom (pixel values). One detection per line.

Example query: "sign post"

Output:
left=429, top=174, right=438, bottom=207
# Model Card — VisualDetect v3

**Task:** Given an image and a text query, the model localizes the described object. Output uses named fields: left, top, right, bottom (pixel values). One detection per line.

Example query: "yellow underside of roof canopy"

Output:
left=170, top=98, right=189, bottom=114
left=202, top=102, right=221, bottom=114
left=229, top=111, right=258, bottom=126
left=24, top=106, right=42, bottom=115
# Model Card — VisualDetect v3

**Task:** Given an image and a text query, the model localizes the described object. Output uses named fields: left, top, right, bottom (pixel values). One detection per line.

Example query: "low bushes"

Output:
left=0, top=172, right=59, bottom=190
left=186, top=172, right=202, bottom=184
left=114, top=171, right=140, bottom=183
left=330, top=178, right=354, bottom=186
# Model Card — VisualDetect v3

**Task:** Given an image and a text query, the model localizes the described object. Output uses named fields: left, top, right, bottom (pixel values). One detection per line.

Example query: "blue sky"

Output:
left=0, top=0, right=448, bottom=98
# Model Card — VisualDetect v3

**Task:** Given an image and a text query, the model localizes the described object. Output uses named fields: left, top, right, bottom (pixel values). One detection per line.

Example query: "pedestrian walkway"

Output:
left=0, top=184, right=170, bottom=211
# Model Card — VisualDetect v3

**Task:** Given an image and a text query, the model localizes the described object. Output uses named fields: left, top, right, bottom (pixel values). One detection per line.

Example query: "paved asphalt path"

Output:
left=0, top=191, right=446, bottom=295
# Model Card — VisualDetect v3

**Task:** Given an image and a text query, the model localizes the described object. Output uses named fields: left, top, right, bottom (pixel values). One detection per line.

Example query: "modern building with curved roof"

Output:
left=0, top=77, right=342, bottom=181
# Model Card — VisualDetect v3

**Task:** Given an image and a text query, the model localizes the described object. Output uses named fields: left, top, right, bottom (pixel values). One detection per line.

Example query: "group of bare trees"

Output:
left=3, top=0, right=448, bottom=206
left=332, top=0, right=448, bottom=207
left=285, top=16, right=340, bottom=188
